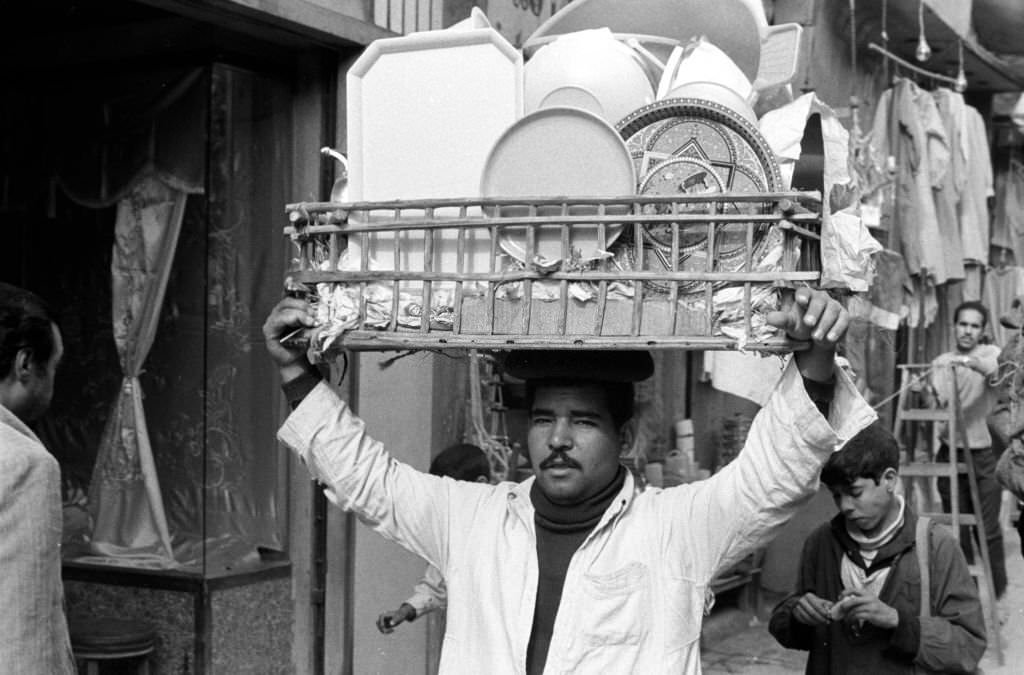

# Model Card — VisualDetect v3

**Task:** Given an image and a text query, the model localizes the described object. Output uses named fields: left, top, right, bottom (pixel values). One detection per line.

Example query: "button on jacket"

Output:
left=278, top=360, right=875, bottom=674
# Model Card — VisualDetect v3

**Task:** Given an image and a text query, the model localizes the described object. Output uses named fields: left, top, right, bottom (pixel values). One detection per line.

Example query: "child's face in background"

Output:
left=829, top=468, right=899, bottom=538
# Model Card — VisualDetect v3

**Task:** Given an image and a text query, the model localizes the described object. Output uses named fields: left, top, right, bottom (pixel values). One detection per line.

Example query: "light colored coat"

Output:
left=279, top=360, right=875, bottom=674
left=0, top=403, right=75, bottom=675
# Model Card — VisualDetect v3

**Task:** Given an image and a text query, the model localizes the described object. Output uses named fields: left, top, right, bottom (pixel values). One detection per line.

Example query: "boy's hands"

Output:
left=794, top=589, right=898, bottom=630
left=793, top=592, right=834, bottom=626
left=833, top=588, right=899, bottom=629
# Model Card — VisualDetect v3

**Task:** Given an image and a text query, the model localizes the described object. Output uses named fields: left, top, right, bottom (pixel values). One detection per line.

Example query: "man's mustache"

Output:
left=540, top=452, right=581, bottom=470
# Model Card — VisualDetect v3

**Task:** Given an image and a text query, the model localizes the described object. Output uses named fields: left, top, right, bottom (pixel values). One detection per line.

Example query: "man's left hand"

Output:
left=834, top=588, right=899, bottom=630
left=767, top=287, right=848, bottom=383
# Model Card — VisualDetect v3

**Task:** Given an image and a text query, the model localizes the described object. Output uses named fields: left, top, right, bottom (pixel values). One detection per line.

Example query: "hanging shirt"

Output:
left=870, top=79, right=951, bottom=283
left=931, top=88, right=966, bottom=281
left=959, top=106, right=993, bottom=264
left=984, top=265, right=1024, bottom=347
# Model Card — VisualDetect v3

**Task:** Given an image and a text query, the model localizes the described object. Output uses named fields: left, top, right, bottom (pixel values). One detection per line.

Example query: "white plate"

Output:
left=525, top=0, right=765, bottom=83
left=524, top=29, right=654, bottom=125
left=480, top=106, right=636, bottom=264
left=346, top=27, right=523, bottom=275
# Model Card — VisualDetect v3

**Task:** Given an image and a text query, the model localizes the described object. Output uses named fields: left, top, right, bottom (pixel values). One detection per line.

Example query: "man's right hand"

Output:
left=376, top=603, right=416, bottom=634
left=792, top=592, right=834, bottom=626
left=262, top=297, right=318, bottom=382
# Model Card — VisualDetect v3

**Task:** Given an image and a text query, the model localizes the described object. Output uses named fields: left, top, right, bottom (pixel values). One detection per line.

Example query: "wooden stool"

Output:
left=69, top=617, right=156, bottom=675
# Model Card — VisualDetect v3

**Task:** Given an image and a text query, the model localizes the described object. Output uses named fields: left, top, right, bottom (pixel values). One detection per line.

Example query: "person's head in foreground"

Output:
left=504, top=350, right=652, bottom=505
left=430, top=443, right=490, bottom=483
left=0, top=282, right=63, bottom=423
left=820, top=421, right=901, bottom=538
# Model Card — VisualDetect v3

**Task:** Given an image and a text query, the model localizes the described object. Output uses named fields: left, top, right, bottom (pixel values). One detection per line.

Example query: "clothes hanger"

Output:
left=867, top=43, right=963, bottom=89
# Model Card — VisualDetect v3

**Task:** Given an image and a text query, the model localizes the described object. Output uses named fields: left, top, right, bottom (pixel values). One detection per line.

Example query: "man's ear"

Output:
left=618, top=418, right=636, bottom=453
left=13, top=348, right=35, bottom=382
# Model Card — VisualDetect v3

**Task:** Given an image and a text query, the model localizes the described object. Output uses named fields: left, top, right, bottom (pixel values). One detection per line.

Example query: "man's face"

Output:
left=21, top=325, right=63, bottom=422
left=828, top=468, right=898, bottom=537
left=955, top=308, right=985, bottom=353
left=527, top=383, right=623, bottom=504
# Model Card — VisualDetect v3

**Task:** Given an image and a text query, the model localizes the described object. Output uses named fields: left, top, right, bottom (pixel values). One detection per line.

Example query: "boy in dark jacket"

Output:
left=769, top=422, right=986, bottom=674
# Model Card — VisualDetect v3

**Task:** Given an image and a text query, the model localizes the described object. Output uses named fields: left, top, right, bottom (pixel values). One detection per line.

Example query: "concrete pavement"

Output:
left=701, top=526, right=1024, bottom=674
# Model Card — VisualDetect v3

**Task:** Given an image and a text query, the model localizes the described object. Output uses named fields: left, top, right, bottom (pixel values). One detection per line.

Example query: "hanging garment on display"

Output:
left=960, top=106, right=994, bottom=264
left=963, top=263, right=984, bottom=302
left=870, top=79, right=952, bottom=283
left=702, top=351, right=784, bottom=406
left=931, top=88, right=966, bottom=282
left=985, top=265, right=1024, bottom=348
left=992, top=159, right=1024, bottom=264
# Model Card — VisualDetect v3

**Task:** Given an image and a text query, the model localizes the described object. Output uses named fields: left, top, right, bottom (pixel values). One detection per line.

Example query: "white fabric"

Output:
left=88, top=175, right=184, bottom=565
left=759, top=93, right=882, bottom=290
left=960, top=106, right=993, bottom=264
left=702, top=351, right=784, bottom=406
left=278, top=359, right=876, bottom=674
left=406, top=564, right=448, bottom=617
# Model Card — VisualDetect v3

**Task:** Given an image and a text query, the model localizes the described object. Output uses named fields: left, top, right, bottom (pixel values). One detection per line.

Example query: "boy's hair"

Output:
left=953, top=300, right=989, bottom=328
left=429, top=443, right=490, bottom=482
left=820, top=421, right=900, bottom=488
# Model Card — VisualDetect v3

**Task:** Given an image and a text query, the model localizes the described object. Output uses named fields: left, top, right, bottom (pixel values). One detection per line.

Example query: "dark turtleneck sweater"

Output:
left=526, top=465, right=627, bottom=675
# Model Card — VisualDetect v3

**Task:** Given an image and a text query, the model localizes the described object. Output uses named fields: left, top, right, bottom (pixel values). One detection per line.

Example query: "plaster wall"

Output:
left=350, top=351, right=441, bottom=674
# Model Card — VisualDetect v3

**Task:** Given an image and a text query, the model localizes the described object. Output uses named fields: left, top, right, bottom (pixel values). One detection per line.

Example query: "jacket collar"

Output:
left=0, top=402, right=41, bottom=446
left=508, top=469, right=637, bottom=533
left=830, top=507, right=919, bottom=573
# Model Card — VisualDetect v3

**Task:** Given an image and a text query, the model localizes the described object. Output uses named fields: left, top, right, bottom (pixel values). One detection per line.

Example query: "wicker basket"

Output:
left=282, top=191, right=821, bottom=352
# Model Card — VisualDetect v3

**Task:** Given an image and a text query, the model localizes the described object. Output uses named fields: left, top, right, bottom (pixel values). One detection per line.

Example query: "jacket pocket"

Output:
left=563, top=562, right=651, bottom=670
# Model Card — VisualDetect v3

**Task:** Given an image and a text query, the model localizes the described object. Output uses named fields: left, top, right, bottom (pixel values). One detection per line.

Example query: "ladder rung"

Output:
left=896, top=409, right=949, bottom=422
left=900, top=462, right=968, bottom=477
left=917, top=512, right=979, bottom=527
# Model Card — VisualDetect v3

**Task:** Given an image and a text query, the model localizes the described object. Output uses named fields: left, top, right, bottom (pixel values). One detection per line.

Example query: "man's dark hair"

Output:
left=820, top=421, right=900, bottom=488
left=430, top=443, right=490, bottom=482
left=0, top=283, right=57, bottom=378
left=954, top=300, right=989, bottom=328
left=525, top=379, right=634, bottom=430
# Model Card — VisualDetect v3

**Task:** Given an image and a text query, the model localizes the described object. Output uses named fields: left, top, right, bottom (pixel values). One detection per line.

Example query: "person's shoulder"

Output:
left=920, top=519, right=966, bottom=561
left=0, top=424, right=57, bottom=473
left=978, top=344, right=1002, bottom=358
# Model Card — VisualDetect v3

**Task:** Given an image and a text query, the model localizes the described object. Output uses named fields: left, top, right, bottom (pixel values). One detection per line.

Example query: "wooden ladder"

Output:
left=892, top=363, right=1003, bottom=665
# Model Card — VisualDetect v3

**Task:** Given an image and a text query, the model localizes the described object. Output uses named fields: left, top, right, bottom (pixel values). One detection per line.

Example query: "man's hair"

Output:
left=0, top=283, right=57, bottom=378
left=954, top=300, right=989, bottom=328
left=525, top=379, right=635, bottom=430
left=429, top=443, right=490, bottom=481
left=820, top=421, right=900, bottom=488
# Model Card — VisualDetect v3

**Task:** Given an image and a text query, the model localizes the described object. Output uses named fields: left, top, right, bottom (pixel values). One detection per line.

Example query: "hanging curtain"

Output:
left=87, top=175, right=187, bottom=566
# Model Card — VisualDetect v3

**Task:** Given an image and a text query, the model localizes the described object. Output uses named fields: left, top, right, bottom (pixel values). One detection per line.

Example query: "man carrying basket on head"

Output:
left=263, top=287, right=875, bottom=674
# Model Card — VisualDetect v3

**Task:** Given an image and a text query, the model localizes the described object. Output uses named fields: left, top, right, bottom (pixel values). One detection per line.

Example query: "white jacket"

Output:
left=278, top=359, right=875, bottom=674
left=0, top=404, right=75, bottom=675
